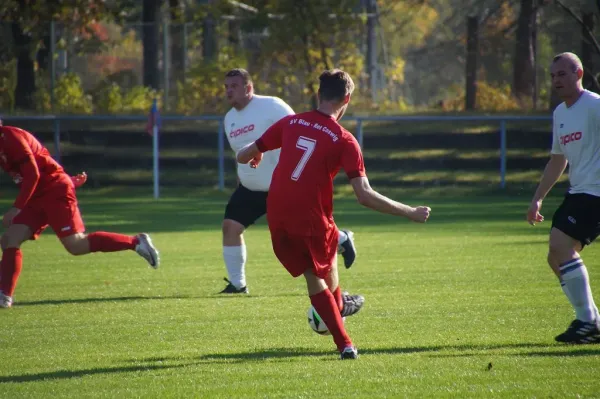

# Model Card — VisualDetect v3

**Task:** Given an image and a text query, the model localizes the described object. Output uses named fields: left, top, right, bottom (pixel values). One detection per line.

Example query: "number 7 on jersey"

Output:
left=291, top=136, right=316, bottom=181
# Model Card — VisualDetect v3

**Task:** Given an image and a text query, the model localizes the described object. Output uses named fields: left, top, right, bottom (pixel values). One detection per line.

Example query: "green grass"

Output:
left=1, top=189, right=599, bottom=398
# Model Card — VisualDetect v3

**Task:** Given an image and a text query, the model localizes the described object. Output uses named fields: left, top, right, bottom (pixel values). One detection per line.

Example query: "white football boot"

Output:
left=135, top=233, right=160, bottom=269
left=0, top=291, right=13, bottom=309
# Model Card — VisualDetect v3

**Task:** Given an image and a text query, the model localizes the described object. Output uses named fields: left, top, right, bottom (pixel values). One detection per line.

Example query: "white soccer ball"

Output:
left=307, top=305, right=345, bottom=335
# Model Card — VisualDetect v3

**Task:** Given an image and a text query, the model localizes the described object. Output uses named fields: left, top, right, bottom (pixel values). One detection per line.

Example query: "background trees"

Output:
left=0, top=0, right=597, bottom=113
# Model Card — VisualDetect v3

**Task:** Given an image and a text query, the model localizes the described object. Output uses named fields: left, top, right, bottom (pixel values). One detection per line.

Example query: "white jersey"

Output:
left=551, top=90, right=600, bottom=196
left=224, top=95, right=295, bottom=191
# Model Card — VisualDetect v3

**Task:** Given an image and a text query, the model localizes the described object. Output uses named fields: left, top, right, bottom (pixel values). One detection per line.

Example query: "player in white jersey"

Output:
left=219, top=68, right=358, bottom=294
left=527, top=52, right=600, bottom=344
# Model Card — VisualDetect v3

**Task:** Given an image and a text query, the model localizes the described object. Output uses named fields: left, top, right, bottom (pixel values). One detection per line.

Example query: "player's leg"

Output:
left=325, top=254, right=343, bottom=311
left=47, top=187, right=159, bottom=268
left=304, top=268, right=356, bottom=359
left=221, top=219, right=248, bottom=293
left=549, top=194, right=600, bottom=343
left=269, top=227, right=356, bottom=358
left=0, top=224, right=32, bottom=308
left=0, top=201, right=49, bottom=308
left=337, top=229, right=357, bottom=268
left=58, top=232, right=159, bottom=268
left=324, top=254, right=364, bottom=316
left=220, top=185, right=266, bottom=293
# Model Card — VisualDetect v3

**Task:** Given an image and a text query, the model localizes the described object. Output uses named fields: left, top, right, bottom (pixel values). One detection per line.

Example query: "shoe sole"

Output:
left=341, top=230, right=356, bottom=269
left=138, top=234, right=160, bottom=269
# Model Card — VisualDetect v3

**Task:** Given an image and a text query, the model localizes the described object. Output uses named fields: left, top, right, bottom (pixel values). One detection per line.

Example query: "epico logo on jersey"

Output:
left=560, top=131, right=582, bottom=145
left=230, top=124, right=255, bottom=138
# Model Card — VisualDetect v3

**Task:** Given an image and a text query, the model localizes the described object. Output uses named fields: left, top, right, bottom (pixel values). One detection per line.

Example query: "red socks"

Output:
left=88, top=232, right=137, bottom=253
left=0, top=248, right=22, bottom=297
left=310, top=289, right=352, bottom=352
left=332, top=286, right=343, bottom=312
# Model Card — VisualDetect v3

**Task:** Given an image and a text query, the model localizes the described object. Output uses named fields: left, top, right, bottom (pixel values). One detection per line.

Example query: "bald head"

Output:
left=552, top=52, right=583, bottom=75
left=550, top=52, right=584, bottom=105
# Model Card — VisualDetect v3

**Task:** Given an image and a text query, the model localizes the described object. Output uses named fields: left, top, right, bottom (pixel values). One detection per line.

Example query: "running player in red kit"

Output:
left=237, top=69, right=431, bottom=359
left=0, top=121, right=160, bottom=309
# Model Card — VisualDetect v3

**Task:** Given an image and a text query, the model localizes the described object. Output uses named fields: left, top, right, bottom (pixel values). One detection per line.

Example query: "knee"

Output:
left=222, top=219, right=244, bottom=238
left=1, top=232, right=23, bottom=251
left=62, top=234, right=89, bottom=256
left=548, top=241, right=573, bottom=265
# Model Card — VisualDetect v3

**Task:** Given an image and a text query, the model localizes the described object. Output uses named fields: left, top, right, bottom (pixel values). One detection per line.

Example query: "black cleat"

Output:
left=219, top=278, right=249, bottom=294
left=340, top=293, right=365, bottom=317
left=339, top=230, right=357, bottom=268
left=340, top=346, right=358, bottom=360
left=555, top=319, right=600, bottom=344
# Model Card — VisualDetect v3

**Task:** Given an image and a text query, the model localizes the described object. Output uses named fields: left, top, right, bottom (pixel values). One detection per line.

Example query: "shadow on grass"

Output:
left=14, top=296, right=186, bottom=306
left=3, top=343, right=596, bottom=383
left=0, top=363, right=187, bottom=384
left=132, top=342, right=564, bottom=365
left=15, top=292, right=305, bottom=307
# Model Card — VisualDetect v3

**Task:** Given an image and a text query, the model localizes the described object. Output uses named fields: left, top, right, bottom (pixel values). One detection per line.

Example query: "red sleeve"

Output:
left=256, top=116, right=289, bottom=152
left=4, top=130, right=40, bottom=209
left=340, top=133, right=366, bottom=179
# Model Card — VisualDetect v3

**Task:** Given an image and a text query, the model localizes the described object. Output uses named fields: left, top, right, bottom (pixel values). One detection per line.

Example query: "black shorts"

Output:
left=552, top=193, right=600, bottom=247
left=224, top=184, right=268, bottom=228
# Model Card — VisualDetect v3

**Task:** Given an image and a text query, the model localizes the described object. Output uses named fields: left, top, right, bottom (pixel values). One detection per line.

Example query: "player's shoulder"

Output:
left=224, top=107, right=237, bottom=121
left=339, top=126, right=359, bottom=144
left=584, top=90, right=600, bottom=101
left=253, top=94, right=287, bottom=105
left=253, top=94, right=293, bottom=111
left=553, top=102, right=567, bottom=117
left=0, top=125, right=28, bottom=139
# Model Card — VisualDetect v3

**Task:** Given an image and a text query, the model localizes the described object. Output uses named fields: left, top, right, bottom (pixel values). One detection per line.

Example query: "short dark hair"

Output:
left=225, top=68, right=253, bottom=85
left=318, top=69, right=355, bottom=103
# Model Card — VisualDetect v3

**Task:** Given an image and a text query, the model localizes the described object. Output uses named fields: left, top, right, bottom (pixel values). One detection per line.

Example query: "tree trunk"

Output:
left=202, top=15, right=217, bottom=62
left=364, top=0, right=377, bottom=102
left=169, top=0, right=185, bottom=82
left=581, top=12, right=600, bottom=93
left=11, top=22, right=35, bottom=110
left=36, top=34, right=51, bottom=71
left=143, top=0, right=161, bottom=89
left=465, top=16, right=478, bottom=111
left=228, top=19, right=241, bottom=51
left=513, top=0, right=536, bottom=102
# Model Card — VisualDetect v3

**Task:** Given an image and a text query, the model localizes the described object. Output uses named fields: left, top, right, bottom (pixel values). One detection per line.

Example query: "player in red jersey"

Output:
left=237, top=69, right=431, bottom=359
left=0, top=121, right=160, bottom=309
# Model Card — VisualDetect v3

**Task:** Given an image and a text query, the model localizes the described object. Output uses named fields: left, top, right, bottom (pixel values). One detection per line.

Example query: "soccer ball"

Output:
left=307, top=305, right=345, bottom=335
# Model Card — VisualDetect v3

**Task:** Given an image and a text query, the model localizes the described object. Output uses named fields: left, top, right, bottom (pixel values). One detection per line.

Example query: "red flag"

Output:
left=146, top=99, right=161, bottom=136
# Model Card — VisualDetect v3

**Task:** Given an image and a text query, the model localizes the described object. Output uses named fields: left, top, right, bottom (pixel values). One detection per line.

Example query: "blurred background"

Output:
left=0, top=0, right=596, bottom=190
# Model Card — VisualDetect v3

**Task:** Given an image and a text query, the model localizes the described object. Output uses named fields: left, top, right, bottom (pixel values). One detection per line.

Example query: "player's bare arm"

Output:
left=350, top=176, right=431, bottom=223
left=236, top=142, right=263, bottom=168
left=527, top=154, right=568, bottom=225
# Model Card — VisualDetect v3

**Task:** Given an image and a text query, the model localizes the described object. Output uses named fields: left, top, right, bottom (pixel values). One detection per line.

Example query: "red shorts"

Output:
left=269, top=225, right=338, bottom=279
left=12, top=183, right=85, bottom=240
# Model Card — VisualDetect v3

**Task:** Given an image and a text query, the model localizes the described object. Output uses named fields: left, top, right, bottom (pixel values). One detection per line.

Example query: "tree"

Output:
left=513, top=0, right=538, bottom=102
left=555, top=0, right=600, bottom=93
left=0, top=0, right=111, bottom=110
left=143, top=0, right=161, bottom=89
left=169, top=0, right=187, bottom=82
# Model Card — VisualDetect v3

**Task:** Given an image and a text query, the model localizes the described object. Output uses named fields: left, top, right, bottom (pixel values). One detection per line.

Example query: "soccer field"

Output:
left=1, top=188, right=599, bottom=398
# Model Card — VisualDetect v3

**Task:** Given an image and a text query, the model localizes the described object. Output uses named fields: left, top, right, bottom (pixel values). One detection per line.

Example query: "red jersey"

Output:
left=0, top=126, right=70, bottom=209
left=256, top=110, right=366, bottom=235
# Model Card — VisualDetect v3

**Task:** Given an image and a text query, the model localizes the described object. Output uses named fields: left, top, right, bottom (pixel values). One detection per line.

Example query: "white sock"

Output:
left=223, top=245, right=247, bottom=288
left=338, top=230, right=348, bottom=245
left=560, top=258, right=598, bottom=322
